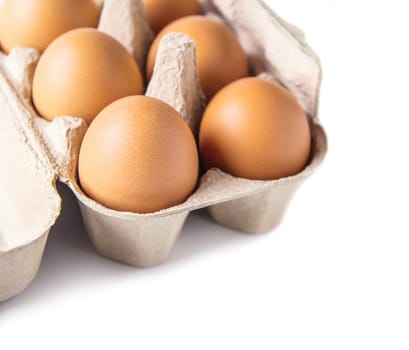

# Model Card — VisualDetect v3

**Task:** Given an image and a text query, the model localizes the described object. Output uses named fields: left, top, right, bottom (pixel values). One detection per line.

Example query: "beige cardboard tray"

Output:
left=0, top=0, right=327, bottom=302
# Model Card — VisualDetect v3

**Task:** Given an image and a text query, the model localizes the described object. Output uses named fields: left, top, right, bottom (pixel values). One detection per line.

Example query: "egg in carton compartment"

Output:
left=0, top=0, right=327, bottom=302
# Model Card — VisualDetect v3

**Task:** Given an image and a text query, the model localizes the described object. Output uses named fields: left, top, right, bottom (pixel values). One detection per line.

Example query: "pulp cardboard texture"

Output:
left=0, top=0, right=327, bottom=301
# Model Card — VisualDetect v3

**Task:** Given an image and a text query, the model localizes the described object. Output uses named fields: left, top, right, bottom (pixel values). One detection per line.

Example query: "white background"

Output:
left=1, top=1, right=409, bottom=349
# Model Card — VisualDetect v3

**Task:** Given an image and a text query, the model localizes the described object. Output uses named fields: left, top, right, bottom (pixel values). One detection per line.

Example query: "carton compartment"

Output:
left=0, top=61, right=60, bottom=301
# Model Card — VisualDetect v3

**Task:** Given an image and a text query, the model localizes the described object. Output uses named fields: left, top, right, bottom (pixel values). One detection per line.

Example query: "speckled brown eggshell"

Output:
left=0, top=0, right=101, bottom=53
left=199, top=77, right=311, bottom=180
left=32, top=28, right=144, bottom=125
left=146, top=15, right=249, bottom=100
left=78, top=95, right=199, bottom=214
left=143, top=0, right=201, bottom=34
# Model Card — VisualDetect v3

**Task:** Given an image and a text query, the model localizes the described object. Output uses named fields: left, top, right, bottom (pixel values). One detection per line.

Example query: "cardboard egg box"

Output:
left=0, top=0, right=327, bottom=302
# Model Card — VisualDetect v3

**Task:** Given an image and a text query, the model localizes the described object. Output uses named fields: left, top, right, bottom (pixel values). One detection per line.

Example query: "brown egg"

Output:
left=146, top=15, right=248, bottom=100
left=32, top=28, right=144, bottom=125
left=199, top=77, right=311, bottom=180
left=143, top=0, right=201, bottom=34
left=78, top=96, right=199, bottom=214
left=0, top=0, right=101, bottom=53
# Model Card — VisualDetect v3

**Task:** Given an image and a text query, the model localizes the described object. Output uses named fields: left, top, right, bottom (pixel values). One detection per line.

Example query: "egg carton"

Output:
left=0, top=0, right=327, bottom=302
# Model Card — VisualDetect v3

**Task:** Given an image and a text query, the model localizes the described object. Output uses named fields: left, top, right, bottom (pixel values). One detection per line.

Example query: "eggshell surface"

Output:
left=146, top=15, right=248, bottom=100
left=0, top=0, right=101, bottom=53
left=143, top=0, right=200, bottom=33
left=199, top=77, right=311, bottom=180
left=32, top=28, right=144, bottom=125
left=78, top=96, right=199, bottom=214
